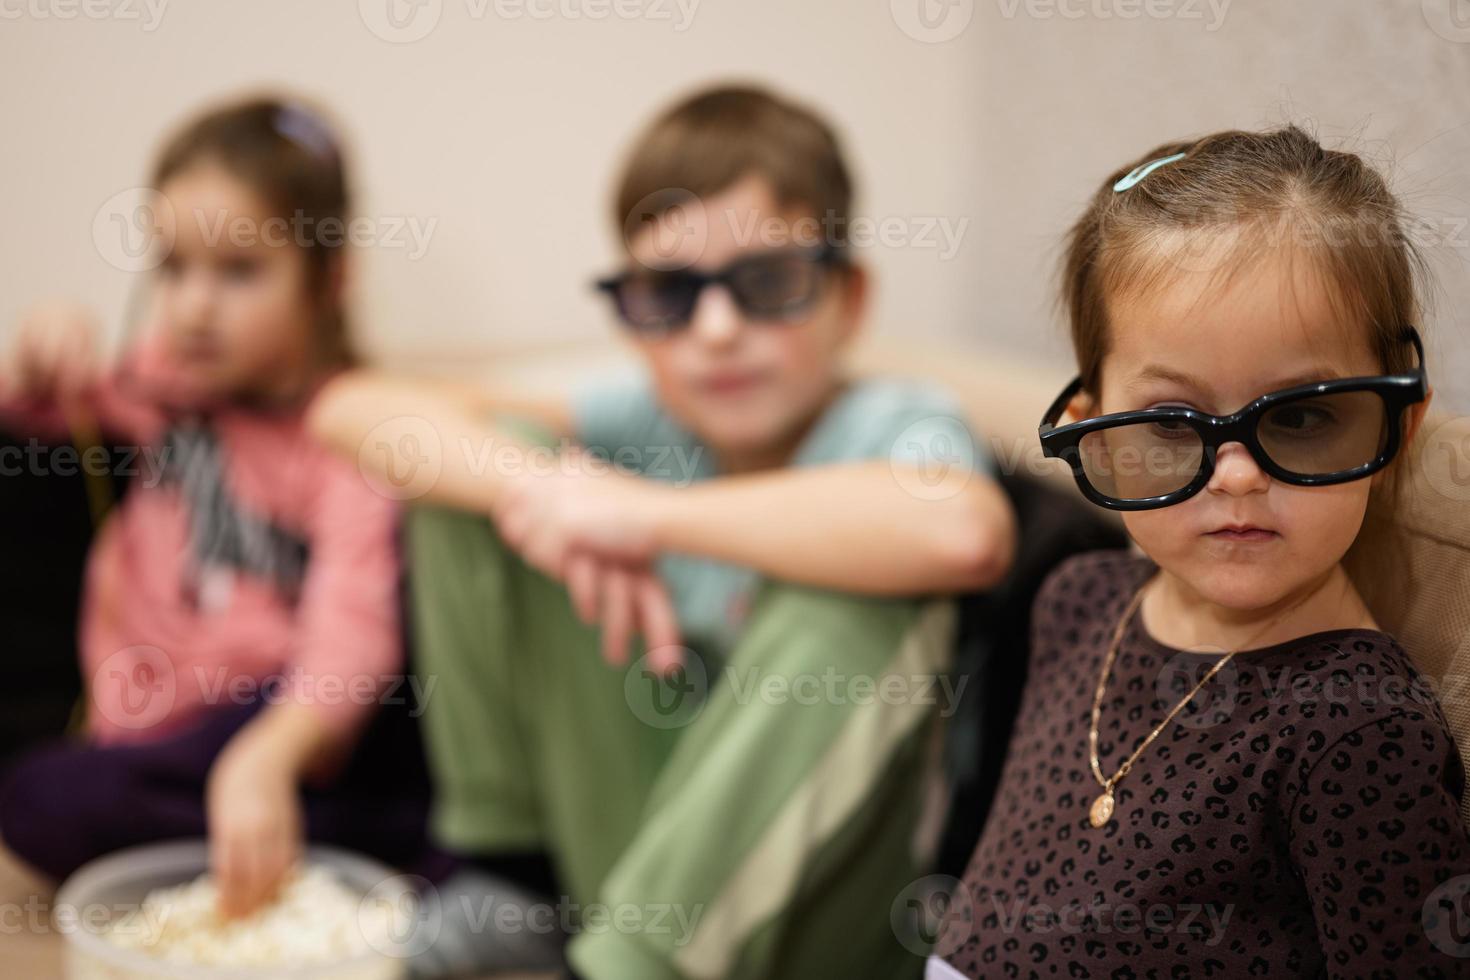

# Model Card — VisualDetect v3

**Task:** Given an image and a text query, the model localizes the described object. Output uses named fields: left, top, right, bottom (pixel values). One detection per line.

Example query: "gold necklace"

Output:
left=1087, top=579, right=1314, bottom=829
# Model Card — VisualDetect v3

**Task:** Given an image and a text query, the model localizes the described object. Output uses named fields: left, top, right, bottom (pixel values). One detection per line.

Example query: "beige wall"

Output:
left=1, top=0, right=1466, bottom=409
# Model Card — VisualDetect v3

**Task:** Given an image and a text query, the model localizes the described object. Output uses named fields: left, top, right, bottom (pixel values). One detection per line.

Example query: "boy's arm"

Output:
left=508, top=459, right=1016, bottom=597
left=305, top=369, right=574, bottom=512
left=648, top=461, right=1016, bottom=594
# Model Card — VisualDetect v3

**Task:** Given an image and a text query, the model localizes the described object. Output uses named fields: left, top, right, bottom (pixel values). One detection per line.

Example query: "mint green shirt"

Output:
left=573, top=375, right=992, bottom=658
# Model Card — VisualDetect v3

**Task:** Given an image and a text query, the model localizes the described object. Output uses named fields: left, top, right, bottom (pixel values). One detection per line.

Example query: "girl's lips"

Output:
left=1206, top=527, right=1278, bottom=543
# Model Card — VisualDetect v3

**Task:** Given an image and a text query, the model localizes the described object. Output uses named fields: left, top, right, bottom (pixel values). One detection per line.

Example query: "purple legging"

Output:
left=0, top=696, right=435, bottom=882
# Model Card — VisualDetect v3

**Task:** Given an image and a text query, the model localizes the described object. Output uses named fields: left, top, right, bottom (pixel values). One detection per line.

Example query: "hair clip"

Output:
left=273, top=103, right=337, bottom=163
left=1112, top=152, right=1186, bottom=192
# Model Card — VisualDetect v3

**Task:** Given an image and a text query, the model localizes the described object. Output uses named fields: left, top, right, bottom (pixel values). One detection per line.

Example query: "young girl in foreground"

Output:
left=933, top=126, right=1470, bottom=977
left=0, top=96, right=426, bottom=915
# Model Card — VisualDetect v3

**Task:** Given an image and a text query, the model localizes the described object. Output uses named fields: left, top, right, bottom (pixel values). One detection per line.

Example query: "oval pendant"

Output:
left=1089, top=791, right=1115, bottom=828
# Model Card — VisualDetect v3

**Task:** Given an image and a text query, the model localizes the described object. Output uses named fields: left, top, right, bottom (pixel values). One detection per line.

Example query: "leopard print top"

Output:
left=941, top=550, right=1470, bottom=979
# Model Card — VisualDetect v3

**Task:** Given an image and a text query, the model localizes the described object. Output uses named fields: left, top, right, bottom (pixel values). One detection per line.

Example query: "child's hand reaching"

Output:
left=205, top=708, right=310, bottom=919
left=2, top=302, right=106, bottom=401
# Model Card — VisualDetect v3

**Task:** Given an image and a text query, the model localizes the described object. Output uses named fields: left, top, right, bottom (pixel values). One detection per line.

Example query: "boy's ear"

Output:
left=834, top=261, right=869, bottom=342
left=324, top=251, right=350, bottom=309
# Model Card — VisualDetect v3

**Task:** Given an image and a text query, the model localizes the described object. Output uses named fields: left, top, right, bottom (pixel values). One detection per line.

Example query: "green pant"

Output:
left=408, top=506, right=956, bottom=980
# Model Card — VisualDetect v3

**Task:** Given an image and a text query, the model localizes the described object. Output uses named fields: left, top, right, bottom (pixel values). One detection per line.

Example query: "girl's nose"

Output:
left=175, top=268, right=217, bottom=331
left=688, top=284, right=742, bottom=348
left=1205, top=441, right=1271, bottom=497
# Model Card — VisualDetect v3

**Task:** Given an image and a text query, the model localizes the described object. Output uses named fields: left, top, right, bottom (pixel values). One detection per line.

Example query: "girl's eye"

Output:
left=1264, top=402, right=1336, bottom=437
left=219, top=256, right=260, bottom=282
left=1144, top=403, right=1196, bottom=440
left=1147, top=418, right=1195, bottom=440
left=157, top=254, right=183, bottom=279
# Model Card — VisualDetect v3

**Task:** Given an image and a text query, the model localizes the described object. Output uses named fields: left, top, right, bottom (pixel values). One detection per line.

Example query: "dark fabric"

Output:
left=944, top=549, right=1470, bottom=978
left=0, top=686, right=433, bottom=882
left=0, top=434, right=129, bottom=765
left=935, top=472, right=1128, bottom=878
left=464, top=850, right=561, bottom=900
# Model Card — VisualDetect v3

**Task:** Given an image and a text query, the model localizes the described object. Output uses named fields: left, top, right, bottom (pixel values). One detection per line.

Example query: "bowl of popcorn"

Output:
left=54, top=841, right=417, bottom=980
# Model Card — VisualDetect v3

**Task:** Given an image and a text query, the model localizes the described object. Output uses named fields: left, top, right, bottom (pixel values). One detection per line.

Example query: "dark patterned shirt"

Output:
left=941, top=550, right=1470, bottom=979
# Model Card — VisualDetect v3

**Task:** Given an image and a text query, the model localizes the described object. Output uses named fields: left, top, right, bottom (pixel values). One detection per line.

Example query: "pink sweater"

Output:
left=0, top=356, right=401, bottom=747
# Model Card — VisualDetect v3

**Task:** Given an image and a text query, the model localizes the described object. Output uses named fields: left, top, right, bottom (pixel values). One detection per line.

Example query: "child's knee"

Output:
left=735, top=585, right=954, bottom=679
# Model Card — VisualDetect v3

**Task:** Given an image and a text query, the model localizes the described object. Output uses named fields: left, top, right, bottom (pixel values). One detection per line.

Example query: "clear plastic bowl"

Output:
left=54, top=840, right=412, bottom=980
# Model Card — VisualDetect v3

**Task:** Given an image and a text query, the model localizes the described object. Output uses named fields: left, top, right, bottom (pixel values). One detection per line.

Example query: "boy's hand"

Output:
left=492, top=453, right=667, bottom=573
left=2, top=303, right=106, bottom=401
left=205, top=717, right=306, bottom=919
left=563, top=551, right=683, bottom=672
left=492, top=457, right=682, bottom=670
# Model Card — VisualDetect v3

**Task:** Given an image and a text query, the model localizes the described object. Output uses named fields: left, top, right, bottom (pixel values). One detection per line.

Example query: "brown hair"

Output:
left=151, top=94, right=356, bottom=368
left=1060, top=124, right=1431, bottom=617
left=613, top=84, right=854, bottom=250
left=1061, top=124, right=1425, bottom=397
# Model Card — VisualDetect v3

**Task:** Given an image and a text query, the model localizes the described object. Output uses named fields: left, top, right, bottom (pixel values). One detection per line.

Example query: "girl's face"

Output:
left=1082, top=243, right=1411, bottom=612
left=148, top=163, right=323, bottom=400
